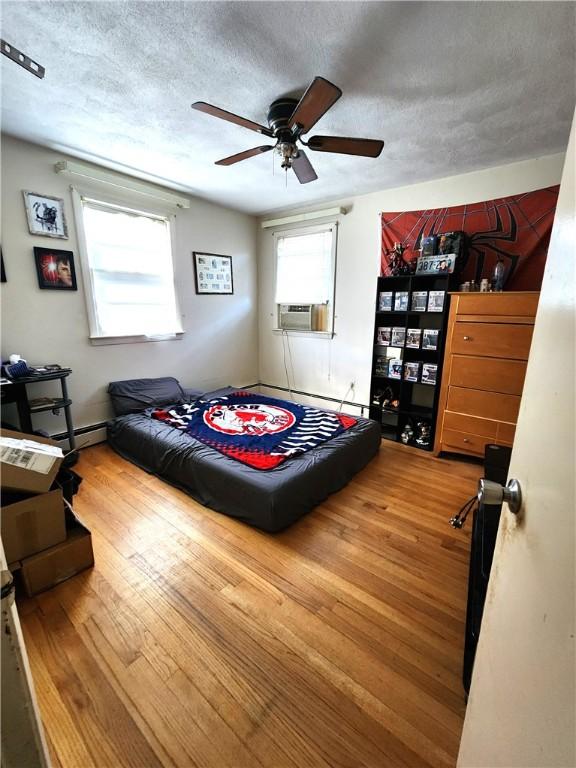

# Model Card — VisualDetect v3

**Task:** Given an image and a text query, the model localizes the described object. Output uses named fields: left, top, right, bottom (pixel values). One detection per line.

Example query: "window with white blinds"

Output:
left=274, top=223, right=337, bottom=332
left=78, top=197, right=183, bottom=340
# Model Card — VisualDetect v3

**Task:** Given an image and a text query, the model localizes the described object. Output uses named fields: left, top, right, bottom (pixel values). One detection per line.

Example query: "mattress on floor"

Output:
left=106, top=391, right=381, bottom=532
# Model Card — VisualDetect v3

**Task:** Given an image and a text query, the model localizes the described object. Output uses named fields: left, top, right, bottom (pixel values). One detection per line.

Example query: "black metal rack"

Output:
left=0, top=369, right=76, bottom=451
left=369, top=273, right=456, bottom=450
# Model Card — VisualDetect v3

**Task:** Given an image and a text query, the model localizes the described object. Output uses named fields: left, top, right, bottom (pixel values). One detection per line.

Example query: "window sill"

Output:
left=272, top=328, right=334, bottom=339
left=89, top=332, right=184, bottom=346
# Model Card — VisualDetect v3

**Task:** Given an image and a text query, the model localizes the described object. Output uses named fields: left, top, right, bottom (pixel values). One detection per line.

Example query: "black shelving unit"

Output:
left=369, top=273, right=456, bottom=450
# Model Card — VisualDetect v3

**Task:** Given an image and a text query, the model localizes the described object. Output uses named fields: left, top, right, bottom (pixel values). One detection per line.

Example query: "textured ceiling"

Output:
left=1, top=1, right=575, bottom=215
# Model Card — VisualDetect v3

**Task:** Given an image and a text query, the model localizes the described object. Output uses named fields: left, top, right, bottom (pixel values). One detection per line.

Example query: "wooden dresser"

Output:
left=434, top=292, right=539, bottom=457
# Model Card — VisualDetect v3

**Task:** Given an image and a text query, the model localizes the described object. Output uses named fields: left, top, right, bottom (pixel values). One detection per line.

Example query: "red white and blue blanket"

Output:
left=151, top=390, right=357, bottom=470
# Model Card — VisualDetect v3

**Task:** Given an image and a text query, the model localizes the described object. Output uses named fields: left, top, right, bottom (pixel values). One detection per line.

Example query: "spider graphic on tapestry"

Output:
left=381, top=186, right=559, bottom=290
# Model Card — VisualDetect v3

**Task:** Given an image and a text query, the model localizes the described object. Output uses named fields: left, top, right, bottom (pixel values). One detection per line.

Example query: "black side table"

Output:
left=1, top=369, right=76, bottom=452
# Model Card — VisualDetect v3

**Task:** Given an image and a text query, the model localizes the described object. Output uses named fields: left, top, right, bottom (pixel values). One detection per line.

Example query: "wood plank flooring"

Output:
left=18, top=440, right=481, bottom=768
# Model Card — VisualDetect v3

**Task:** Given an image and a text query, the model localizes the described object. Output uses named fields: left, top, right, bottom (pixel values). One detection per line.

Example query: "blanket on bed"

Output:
left=151, top=390, right=357, bottom=470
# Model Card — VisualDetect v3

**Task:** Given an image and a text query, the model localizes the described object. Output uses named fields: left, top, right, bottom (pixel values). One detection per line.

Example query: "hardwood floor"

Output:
left=18, top=440, right=481, bottom=768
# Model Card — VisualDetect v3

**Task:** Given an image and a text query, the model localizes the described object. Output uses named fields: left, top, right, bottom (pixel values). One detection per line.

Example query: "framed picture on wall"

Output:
left=23, top=191, right=69, bottom=239
left=33, top=247, right=77, bottom=290
left=193, top=252, right=233, bottom=295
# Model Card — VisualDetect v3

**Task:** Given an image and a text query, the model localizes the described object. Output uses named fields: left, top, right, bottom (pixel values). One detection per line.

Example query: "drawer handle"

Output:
left=463, top=335, right=472, bottom=341
left=463, top=438, right=470, bottom=443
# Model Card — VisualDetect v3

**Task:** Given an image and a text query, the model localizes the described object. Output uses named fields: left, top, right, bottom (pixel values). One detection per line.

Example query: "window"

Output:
left=75, top=194, right=183, bottom=342
left=274, top=223, right=337, bottom=333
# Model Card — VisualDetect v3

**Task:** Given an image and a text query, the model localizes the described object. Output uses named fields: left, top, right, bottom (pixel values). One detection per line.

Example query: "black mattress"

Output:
left=107, top=391, right=381, bottom=532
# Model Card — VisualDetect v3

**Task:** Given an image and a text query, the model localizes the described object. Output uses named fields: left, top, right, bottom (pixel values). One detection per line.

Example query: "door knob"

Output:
left=478, top=478, right=522, bottom=515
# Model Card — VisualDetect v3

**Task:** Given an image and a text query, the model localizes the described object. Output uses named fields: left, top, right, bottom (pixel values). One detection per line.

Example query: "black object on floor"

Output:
left=463, top=444, right=512, bottom=695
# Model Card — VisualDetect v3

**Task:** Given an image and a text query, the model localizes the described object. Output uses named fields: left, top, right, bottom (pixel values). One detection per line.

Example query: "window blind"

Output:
left=81, top=198, right=182, bottom=338
left=275, top=228, right=334, bottom=305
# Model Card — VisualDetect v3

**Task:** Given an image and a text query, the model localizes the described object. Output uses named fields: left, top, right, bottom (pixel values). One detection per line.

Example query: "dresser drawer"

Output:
left=496, top=421, right=516, bottom=445
left=451, top=322, right=534, bottom=360
left=447, top=386, right=521, bottom=422
left=454, top=292, right=539, bottom=318
left=443, top=411, right=498, bottom=439
left=448, top=355, right=527, bottom=395
left=441, top=429, right=488, bottom=457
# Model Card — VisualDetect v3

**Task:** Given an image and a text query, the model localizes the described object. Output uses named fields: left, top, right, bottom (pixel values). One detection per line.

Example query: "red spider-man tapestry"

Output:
left=381, top=186, right=559, bottom=290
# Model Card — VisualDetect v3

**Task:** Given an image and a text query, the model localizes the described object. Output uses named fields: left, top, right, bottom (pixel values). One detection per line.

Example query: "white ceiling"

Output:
left=2, top=1, right=575, bottom=216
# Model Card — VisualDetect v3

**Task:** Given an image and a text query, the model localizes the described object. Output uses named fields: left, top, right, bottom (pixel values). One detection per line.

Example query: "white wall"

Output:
left=1, top=135, right=259, bottom=432
left=258, top=153, right=565, bottom=412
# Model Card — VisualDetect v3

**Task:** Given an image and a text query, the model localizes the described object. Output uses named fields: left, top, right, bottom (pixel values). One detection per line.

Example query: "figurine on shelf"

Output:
left=386, top=242, right=412, bottom=276
left=415, top=421, right=431, bottom=447
left=491, top=256, right=506, bottom=291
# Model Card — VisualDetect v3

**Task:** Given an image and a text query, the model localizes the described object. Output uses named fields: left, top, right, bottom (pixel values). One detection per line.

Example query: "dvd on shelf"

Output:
left=394, top=291, right=409, bottom=311
left=422, top=329, right=439, bottom=350
left=391, top=327, right=406, bottom=346
left=428, top=290, right=445, bottom=312
left=421, top=363, right=438, bottom=385
left=388, top=358, right=403, bottom=379
left=411, top=291, right=428, bottom=312
left=378, top=291, right=393, bottom=311
left=376, top=327, right=392, bottom=345
left=406, top=328, right=422, bottom=348
left=404, top=361, right=420, bottom=382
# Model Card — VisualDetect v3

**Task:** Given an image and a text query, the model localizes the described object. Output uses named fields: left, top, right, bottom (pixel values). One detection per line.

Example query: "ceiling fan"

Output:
left=192, top=76, right=384, bottom=184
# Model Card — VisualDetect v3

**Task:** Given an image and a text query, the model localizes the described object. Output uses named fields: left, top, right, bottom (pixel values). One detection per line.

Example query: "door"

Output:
left=457, top=112, right=575, bottom=765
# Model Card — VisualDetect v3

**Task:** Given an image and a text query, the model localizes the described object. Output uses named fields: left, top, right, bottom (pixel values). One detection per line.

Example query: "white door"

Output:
left=457, top=113, right=575, bottom=766
left=1, top=540, right=51, bottom=768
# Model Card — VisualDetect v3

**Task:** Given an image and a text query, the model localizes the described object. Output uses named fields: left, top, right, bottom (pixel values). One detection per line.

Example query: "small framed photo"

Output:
left=23, top=191, right=68, bottom=239
left=33, top=247, right=77, bottom=290
left=193, top=252, right=233, bottom=295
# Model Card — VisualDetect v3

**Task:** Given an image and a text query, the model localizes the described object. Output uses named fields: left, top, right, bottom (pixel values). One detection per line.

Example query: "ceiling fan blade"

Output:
left=192, top=102, right=273, bottom=137
left=215, top=145, right=274, bottom=166
left=307, top=135, right=384, bottom=158
left=288, top=77, right=342, bottom=135
left=292, top=150, right=318, bottom=184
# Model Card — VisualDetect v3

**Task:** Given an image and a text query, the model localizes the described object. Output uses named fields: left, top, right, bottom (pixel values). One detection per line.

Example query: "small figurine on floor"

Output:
left=415, top=421, right=431, bottom=447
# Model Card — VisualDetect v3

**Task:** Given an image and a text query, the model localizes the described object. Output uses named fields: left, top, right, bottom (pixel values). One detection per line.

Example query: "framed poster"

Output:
left=33, top=247, right=77, bottom=290
left=193, top=252, right=233, bottom=295
left=23, top=191, right=68, bottom=239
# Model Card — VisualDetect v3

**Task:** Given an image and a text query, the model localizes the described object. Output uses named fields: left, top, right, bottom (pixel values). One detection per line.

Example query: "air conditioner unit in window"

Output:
left=278, top=304, right=313, bottom=331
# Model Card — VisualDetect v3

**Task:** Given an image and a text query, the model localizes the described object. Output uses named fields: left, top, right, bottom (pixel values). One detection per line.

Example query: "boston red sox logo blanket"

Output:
left=151, top=390, right=357, bottom=470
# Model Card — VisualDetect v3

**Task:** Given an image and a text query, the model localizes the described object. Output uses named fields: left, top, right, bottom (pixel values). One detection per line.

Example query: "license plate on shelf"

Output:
left=415, top=253, right=457, bottom=275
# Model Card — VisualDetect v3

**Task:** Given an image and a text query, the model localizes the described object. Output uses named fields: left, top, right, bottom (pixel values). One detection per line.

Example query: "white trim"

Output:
left=89, top=333, right=184, bottom=346
left=55, top=160, right=190, bottom=208
left=272, top=329, right=334, bottom=339
left=261, top=206, right=345, bottom=229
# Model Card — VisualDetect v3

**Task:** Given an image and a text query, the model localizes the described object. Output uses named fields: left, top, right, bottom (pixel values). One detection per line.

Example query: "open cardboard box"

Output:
left=1, top=487, right=67, bottom=563
left=19, top=504, right=94, bottom=597
left=1, top=429, right=64, bottom=493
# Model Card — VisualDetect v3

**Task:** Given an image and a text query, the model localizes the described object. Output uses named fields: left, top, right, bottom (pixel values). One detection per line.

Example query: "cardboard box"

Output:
left=1, top=429, right=64, bottom=493
left=1, top=488, right=67, bottom=563
left=20, top=512, right=94, bottom=597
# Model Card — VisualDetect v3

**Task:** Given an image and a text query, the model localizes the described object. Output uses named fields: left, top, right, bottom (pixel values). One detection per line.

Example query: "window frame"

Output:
left=71, top=186, right=184, bottom=345
left=272, top=221, right=338, bottom=337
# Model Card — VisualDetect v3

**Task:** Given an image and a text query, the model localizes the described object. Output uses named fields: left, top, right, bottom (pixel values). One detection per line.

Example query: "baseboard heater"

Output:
left=51, top=422, right=108, bottom=449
